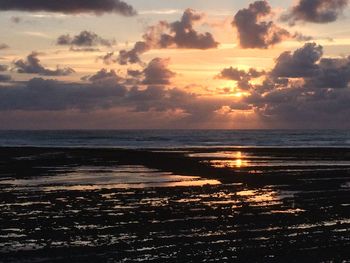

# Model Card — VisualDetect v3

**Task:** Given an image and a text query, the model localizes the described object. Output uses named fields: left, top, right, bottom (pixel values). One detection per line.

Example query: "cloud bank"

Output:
left=243, top=43, right=350, bottom=126
left=0, top=0, right=136, bottom=16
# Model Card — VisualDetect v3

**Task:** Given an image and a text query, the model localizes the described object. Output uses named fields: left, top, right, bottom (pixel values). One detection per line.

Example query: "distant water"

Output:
left=0, top=130, right=349, bottom=148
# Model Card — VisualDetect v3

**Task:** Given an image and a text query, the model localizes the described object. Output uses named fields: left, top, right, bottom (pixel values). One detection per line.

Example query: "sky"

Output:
left=0, top=0, right=350, bottom=129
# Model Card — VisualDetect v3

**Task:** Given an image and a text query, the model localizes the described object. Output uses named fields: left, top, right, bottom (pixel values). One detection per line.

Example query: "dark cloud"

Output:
left=127, top=69, right=143, bottom=78
left=0, top=65, right=8, bottom=72
left=233, top=1, right=291, bottom=49
left=305, top=57, right=350, bottom=89
left=13, top=52, right=75, bottom=76
left=97, top=56, right=176, bottom=86
left=118, top=41, right=150, bottom=65
left=142, top=58, right=176, bottom=85
left=10, top=16, right=21, bottom=23
left=69, top=47, right=100, bottom=52
left=56, top=35, right=72, bottom=46
left=271, top=43, right=323, bottom=78
left=0, top=43, right=9, bottom=50
left=246, top=84, right=350, bottom=127
left=3, top=42, right=350, bottom=128
left=0, top=0, right=137, bottom=16
left=0, top=58, right=177, bottom=111
left=269, top=43, right=350, bottom=88
left=281, top=0, right=348, bottom=25
left=0, top=74, right=11, bottom=82
left=57, top=31, right=114, bottom=47
left=0, top=77, right=193, bottom=112
left=216, top=67, right=265, bottom=91
left=0, top=78, right=126, bottom=111
left=241, top=42, right=350, bottom=127
left=98, top=52, right=117, bottom=65
left=0, top=72, right=233, bottom=126
left=217, top=67, right=265, bottom=81
left=125, top=86, right=193, bottom=112
left=293, top=32, right=314, bottom=42
left=261, top=42, right=350, bottom=91
left=157, top=8, right=219, bottom=49
left=82, top=68, right=123, bottom=85
left=117, top=9, right=219, bottom=65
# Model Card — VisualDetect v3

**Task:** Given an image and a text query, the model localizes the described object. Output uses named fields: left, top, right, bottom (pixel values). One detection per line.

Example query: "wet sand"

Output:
left=0, top=147, right=350, bottom=262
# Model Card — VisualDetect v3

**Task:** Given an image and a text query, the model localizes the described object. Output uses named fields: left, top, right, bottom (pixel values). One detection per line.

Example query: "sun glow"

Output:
left=233, top=91, right=249, bottom=98
left=234, top=151, right=248, bottom=168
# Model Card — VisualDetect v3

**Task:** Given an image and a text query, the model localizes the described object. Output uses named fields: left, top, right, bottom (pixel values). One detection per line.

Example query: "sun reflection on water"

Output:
left=211, top=151, right=249, bottom=168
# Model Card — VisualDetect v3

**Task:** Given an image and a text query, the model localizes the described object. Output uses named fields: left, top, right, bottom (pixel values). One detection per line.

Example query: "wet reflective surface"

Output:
left=189, top=150, right=350, bottom=172
left=0, top=165, right=220, bottom=191
left=0, top=147, right=350, bottom=262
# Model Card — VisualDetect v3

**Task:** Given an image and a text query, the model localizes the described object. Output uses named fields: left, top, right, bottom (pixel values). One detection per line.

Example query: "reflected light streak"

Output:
left=234, top=151, right=248, bottom=168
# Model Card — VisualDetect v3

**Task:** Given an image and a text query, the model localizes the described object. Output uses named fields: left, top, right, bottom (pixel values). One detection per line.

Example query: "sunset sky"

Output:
left=1, top=0, right=350, bottom=129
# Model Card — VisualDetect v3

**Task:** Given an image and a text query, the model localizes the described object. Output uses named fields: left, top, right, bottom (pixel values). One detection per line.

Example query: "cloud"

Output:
left=108, top=57, right=176, bottom=85
left=0, top=55, right=183, bottom=112
left=157, top=8, right=219, bottom=49
left=3, top=42, right=350, bottom=128
left=116, top=8, right=219, bottom=65
left=97, top=52, right=115, bottom=65
left=217, top=67, right=265, bottom=81
left=232, top=0, right=291, bottom=49
left=0, top=65, right=8, bottom=72
left=0, top=77, right=192, bottom=112
left=241, top=42, right=350, bottom=127
left=281, top=0, right=348, bottom=25
left=216, top=67, right=265, bottom=91
left=10, top=16, right=22, bottom=23
left=305, top=57, right=350, bottom=89
left=0, top=70, right=234, bottom=128
left=127, top=69, right=143, bottom=78
left=82, top=68, right=123, bottom=85
left=142, top=58, right=176, bottom=85
left=118, top=41, right=150, bottom=65
left=261, top=42, right=350, bottom=89
left=293, top=32, right=314, bottom=42
left=97, top=57, right=176, bottom=85
left=125, top=86, right=192, bottom=112
left=0, top=43, right=9, bottom=50
left=57, top=31, right=114, bottom=47
left=0, top=74, right=11, bottom=82
left=0, top=78, right=127, bottom=111
left=0, top=0, right=137, bottom=16
left=271, top=42, right=323, bottom=78
left=69, top=47, right=101, bottom=52
left=270, top=43, right=350, bottom=89
left=13, top=52, right=75, bottom=76
left=247, top=84, right=350, bottom=127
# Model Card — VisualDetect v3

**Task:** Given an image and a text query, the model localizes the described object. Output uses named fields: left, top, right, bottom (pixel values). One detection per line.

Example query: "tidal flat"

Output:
left=0, top=147, right=349, bottom=262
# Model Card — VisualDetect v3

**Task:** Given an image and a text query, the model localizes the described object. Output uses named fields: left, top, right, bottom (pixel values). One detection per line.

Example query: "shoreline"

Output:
left=1, top=146, right=350, bottom=187
left=2, top=145, right=350, bottom=150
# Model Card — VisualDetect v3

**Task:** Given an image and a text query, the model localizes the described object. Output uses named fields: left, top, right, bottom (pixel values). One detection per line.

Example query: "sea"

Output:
left=0, top=130, right=349, bottom=148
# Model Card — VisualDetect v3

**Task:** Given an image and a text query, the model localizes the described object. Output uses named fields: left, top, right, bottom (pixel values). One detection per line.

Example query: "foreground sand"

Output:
left=0, top=147, right=350, bottom=262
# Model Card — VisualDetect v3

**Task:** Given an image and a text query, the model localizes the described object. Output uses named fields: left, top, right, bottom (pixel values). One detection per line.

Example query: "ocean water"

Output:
left=0, top=130, right=349, bottom=148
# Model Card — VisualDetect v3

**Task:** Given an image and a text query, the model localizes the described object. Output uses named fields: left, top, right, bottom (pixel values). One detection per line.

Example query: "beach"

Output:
left=0, top=146, right=349, bottom=262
